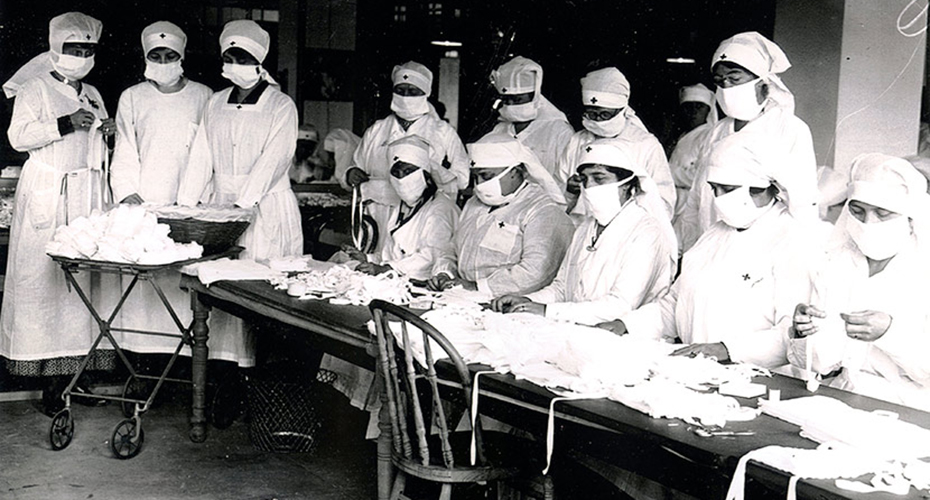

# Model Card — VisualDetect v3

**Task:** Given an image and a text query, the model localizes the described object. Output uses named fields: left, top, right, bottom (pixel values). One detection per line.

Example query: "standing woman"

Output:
left=178, top=19, right=302, bottom=260
left=107, top=21, right=213, bottom=357
left=1, top=12, right=115, bottom=413
left=176, top=20, right=301, bottom=369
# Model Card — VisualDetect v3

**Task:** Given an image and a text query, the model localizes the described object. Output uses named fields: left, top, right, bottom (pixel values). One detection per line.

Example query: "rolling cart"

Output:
left=47, top=247, right=242, bottom=459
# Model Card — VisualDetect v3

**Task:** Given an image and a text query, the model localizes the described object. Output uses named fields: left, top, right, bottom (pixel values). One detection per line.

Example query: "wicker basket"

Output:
left=247, top=367, right=337, bottom=454
left=157, top=218, right=250, bottom=254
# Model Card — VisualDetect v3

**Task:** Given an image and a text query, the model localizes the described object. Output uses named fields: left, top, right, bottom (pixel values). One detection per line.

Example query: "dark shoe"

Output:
left=72, top=383, right=109, bottom=407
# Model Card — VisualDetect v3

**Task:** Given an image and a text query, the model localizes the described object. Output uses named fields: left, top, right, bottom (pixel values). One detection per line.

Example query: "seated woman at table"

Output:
left=599, top=133, right=827, bottom=369
left=346, top=135, right=459, bottom=281
left=490, top=140, right=676, bottom=326
left=789, top=153, right=930, bottom=411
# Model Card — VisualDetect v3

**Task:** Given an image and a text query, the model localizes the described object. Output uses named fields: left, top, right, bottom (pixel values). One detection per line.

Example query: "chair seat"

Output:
left=392, top=430, right=544, bottom=484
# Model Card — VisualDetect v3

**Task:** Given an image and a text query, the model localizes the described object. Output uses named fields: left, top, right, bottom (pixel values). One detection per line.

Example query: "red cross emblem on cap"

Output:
left=470, top=160, right=476, bottom=167
left=590, top=96, right=598, bottom=104
left=160, top=33, right=166, bottom=39
left=719, top=53, right=727, bottom=60
left=402, top=74, right=409, bottom=80
left=585, top=146, right=592, bottom=153
left=502, top=87, right=508, bottom=92
left=85, top=34, right=91, bottom=40
left=393, top=156, right=399, bottom=162
left=230, top=40, right=236, bottom=45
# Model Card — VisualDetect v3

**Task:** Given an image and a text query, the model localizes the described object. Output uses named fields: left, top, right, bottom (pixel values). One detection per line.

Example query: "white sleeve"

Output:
left=177, top=102, right=214, bottom=206
left=622, top=281, right=679, bottom=341
left=383, top=201, right=459, bottom=279
left=236, top=97, right=298, bottom=208
left=7, top=80, right=63, bottom=152
left=110, top=90, right=141, bottom=202
left=642, top=136, right=676, bottom=218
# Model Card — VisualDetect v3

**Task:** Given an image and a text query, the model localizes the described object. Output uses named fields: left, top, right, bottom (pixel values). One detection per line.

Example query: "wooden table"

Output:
left=180, top=277, right=930, bottom=500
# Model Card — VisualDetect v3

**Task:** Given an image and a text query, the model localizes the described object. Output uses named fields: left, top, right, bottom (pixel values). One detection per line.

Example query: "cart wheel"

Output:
left=121, top=376, right=148, bottom=418
left=49, top=408, right=74, bottom=451
left=111, top=417, right=144, bottom=459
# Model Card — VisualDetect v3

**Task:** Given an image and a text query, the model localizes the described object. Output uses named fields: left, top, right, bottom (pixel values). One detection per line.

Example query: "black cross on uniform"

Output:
left=719, top=53, right=727, bottom=60
left=590, top=96, right=598, bottom=104
left=585, top=146, right=592, bottom=153
left=498, top=222, right=505, bottom=228
left=159, top=33, right=166, bottom=39
left=742, top=273, right=750, bottom=281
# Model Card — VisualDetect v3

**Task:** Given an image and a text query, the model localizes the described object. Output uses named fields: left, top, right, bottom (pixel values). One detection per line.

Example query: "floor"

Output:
left=0, top=383, right=378, bottom=500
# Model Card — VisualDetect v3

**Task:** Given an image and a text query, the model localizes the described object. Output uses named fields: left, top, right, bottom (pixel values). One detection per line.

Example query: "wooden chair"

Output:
left=369, top=300, right=553, bottom=500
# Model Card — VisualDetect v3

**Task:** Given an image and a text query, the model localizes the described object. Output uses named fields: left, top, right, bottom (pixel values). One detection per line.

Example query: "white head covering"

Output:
left=392, top=62, right=433, bottom=96
left=491, top=56, right=541, bottom=95
left=468, top=133, right=565, bottom=204
left=711, top=31, right=794, bottom=112
left=388, top=135, right=432, bottom=173
left=297, top=124, right=318, bottom=142
left=577, top=140, right=678, bottom=256
left=3, top=12, right=102, bottom=98
left=219, top=20, right=277, bottom=85
left=580, top=67, right=650, bottom=133
left=142, top=21, right=186, bottom=57
left=679, top=83, right=718, bottom=126
left=705, top=132, right=806, bottom=216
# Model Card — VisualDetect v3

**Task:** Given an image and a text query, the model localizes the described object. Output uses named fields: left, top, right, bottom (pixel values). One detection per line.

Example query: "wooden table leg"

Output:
left=376, top=362, right=394, bottom=500
left=189, top=290, right=211, bottom=443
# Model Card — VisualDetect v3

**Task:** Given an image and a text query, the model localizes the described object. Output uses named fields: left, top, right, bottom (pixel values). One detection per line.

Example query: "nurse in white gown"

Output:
left=106, top=21, right=213, bottom=357
left=177, top=20, right=303, bottom=366
left=606, top=133, right=827, bottom=369
left=348, top=135, right=459, bottom=281
left=668, top=84, right=715, bottom=229
left=1, top=13, right=115, bottom=387
left=676, top=32, right=818, bottom=252
left=789, top=154, right=930, bottom=411
left=491, top=140, right=676, bottom=326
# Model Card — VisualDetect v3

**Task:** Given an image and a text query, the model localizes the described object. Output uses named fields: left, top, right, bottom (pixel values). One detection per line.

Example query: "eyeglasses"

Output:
left=583, top=107, right=623, bottom=121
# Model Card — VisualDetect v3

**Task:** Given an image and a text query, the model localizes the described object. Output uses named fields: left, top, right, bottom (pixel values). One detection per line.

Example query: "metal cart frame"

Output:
left=47, top=247, right=241, bottom=459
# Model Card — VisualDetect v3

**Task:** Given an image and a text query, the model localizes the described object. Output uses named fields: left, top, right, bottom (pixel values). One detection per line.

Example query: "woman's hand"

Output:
left=840, top=310, right=892, bottom=342
left=120, top=193, right=144, bottom=205
left=426, top=274, right=476, bottom=291
left=490, top=295, right=530, bottom=313
left=792, top=303, right=827, bottom=338
left=566, top=174, right=583, bottom=195
left=356, top=262, right=391, bottom=276
left=345, top=167, right=370, bottom=187
left=595, top=320, right=628, bottom=336
left=340, top=243, right=368, bottom=263
left=98, top=117, right=116, bottom=138
left=69, top=109, right=95, bottom=131
left=671, top=342, right=730, bottom=362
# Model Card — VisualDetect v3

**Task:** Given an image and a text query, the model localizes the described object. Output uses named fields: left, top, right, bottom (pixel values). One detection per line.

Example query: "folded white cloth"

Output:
left=182, top=258, right=281, bottom=285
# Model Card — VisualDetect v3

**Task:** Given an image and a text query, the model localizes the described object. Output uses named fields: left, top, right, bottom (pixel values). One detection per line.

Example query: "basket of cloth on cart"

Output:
left=149, top=204, right=255, bottom=254
left=44, top=204, right=247, bottom=459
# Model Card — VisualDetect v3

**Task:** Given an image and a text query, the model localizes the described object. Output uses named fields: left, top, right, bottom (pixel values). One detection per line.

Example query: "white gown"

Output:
left=623, top=204, right=823, bottom=369
left=177, top=81, right=303, bottom=367
left=435, top=183, right=574, bottom=297
left=676, top=106, right=818, bottom=251
left=372, top=191, right=460, bottom=281
left=485, top=96, right=574, bottom=178
left=668, top=123, right=713, bottom=223
left=786, top=237, right=930, bottom=411
left=556, top=127, right=677, bottom=219
left=105, top=79, right=213, bottom=358
left=1, top=73, right=109, bottom=375
left=525, top=202, right=675, bottom=326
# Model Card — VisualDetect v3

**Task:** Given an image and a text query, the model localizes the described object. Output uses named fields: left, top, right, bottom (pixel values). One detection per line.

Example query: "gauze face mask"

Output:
left=54, top=53, right=95, bottom=81
left=712, top=185, right=774, bottom=229
left=145, top=60, right=184, bottom=87
left=846, top=213, right=911, bottom=260
left=499, top=102, right=538, bottom=123
left=391, top=94, right=429, bottom=121
left=473, top=165, right=519, bottom=206
left=390, top=169, right=428, bottom=206
left=582, top=113, right=627, bottom=138
left=716, top=78, right=765, bottom=121
left=581, top=176, right=635, bottom=225
left=222, top=63, right=262, bottom=89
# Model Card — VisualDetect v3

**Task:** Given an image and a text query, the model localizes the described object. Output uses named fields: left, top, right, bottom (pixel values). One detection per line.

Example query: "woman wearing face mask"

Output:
left=346, top=136, right=459, bottom=281
left=490, top=141, right=676, bottom=326
left=2, top=12, right=116, bottom=415
left=428, top=134, right=573, bottom=296
left=101, top=22, right=214, bottom=361
left=677, top=32, right=818, bottom=253
left=600, top=133, right=827, bottom=370
left=177, top=20, right=302, bottom=368
left=346, top=62, right=468, bottom=252
left=557, top=67, right=676, bottom=220
left=483, top=56, right=574, bottom=177
left=788, top=154, right=930, bottom=411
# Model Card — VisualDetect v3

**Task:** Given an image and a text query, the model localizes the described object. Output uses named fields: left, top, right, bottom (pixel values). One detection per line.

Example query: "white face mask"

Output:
left=581, top=176, right=635, bottom=225
left=222, top=63, right=262, bottom=89
left=145, top=60, right=184, bottom=87
left=716, top=78, right=765, bottom=121
left=712, top=185, right=773, bottom=229
left=391, top=94, right=429, bottom=121
left=499, top=102, right=538, bottom=123
left=582, top=113, right=627, bottom=138
left=846, top=212, right=911, bottom=260
left=473, top=165, right=520, bottom=206
left=390, top=169, right=428, bottom=206
left=54, top=53, right=95, bottom=81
